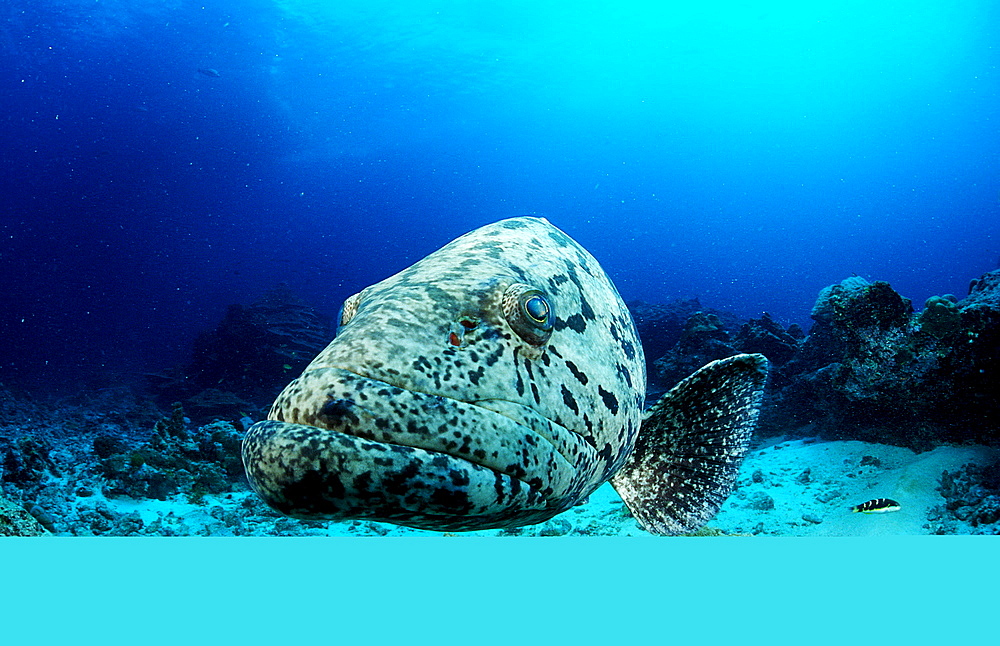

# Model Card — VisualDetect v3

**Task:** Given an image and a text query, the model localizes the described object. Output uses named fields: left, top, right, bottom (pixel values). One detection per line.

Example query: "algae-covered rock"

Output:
left=628, top=298, right=707, bottom=370
left=810, top=275, right=872, bottom=324
left=811, top=276, right=912, bottom=334
left=962, top=268, right=1000, bottom=310
left=733, top=312, right=802, bottom=366
left=1, top=437, right=60, bottom=487
left=0, top=495, right=49, bottom=536
left=935, top=462, right=1000, bottom=533
left=187, top=285, right=332, bottom=403
left=917, top=295, right=962, bottom=339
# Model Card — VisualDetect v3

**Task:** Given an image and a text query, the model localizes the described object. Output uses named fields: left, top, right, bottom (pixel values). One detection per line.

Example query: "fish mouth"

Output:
left=242, top=367, right=594, bottom=530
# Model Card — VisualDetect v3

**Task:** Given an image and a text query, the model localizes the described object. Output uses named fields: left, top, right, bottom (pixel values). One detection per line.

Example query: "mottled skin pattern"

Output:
left=243, top=217, right=646, bottom=530
left=243, top=217, right=768, bottom=534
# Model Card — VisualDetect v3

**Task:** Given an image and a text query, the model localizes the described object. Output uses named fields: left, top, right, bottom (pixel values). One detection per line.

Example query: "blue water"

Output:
left=3, top=0, right=999, bottom=391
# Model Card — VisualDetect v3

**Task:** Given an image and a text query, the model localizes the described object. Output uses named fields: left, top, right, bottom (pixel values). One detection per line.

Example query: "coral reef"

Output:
left=637, top=270, right=1000, bottom=451
left=757, top=271, right=1000, bottom=449
left=629, top=298, right=709, bottom=369
left=629, top=298, right=742, bottom=395
left=917, top=295, right=962, bottom=340
left=652, top=311, right=739, bottom=393
left=0, top=495, right=49, bottom=536
left=2, top=437, right=61, bottom=488
left=2, top=268, right=997, bottom=536
left=929, top=461, right=1000, bottom=534
left=1, top=395, right=254, bottom=536
left=97, top=404, right=247, bottom=503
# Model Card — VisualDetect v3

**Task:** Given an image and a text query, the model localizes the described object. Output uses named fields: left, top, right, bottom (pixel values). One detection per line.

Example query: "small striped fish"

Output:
left=851, top=498, right=901, bottom=513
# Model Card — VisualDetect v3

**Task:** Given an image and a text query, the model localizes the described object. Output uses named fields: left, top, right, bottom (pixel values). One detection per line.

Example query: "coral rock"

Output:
left=0, top=495, right=49, bottom=536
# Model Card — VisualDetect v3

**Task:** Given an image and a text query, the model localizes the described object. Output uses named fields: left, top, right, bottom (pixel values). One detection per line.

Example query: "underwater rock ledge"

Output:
left=635, top=269, right=1000, bottom=451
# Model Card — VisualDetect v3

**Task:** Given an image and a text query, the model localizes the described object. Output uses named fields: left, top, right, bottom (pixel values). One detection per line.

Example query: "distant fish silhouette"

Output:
left=851, top=498, right=901, bottom=513
left=197, top=68, right=221, bottom=77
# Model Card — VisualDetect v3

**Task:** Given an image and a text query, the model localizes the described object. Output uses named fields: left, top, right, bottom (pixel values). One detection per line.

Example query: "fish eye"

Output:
left=336, top=292, right=363, bottom=335
left=502, top=283, right=553, bottom=346
left=524, top=295, right=549, bottom=324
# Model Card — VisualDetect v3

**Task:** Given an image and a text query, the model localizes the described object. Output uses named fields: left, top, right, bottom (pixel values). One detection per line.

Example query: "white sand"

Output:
left=88, top=438, right=1000, bottom=536
left=710, top=438, right=1000, bottom=536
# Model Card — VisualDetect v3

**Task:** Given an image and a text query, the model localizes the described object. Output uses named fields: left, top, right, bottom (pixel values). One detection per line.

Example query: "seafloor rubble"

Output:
left=929, top=460, right=1000, bottom=534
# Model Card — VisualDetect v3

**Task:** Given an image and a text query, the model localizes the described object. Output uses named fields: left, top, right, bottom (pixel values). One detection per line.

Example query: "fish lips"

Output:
left=241, top=369, right=585, bottom=530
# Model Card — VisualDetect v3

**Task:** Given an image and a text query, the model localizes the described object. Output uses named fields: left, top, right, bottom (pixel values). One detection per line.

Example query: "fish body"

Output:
left=197, top=68, right=221, bottom=77
left=242, top=217, right=767, bottom=534
left=851, top=498, right=901, bottom=513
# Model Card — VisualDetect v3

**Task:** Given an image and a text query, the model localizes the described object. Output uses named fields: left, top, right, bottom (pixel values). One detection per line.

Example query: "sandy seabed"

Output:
left=66, top=437, right=998, bottom=537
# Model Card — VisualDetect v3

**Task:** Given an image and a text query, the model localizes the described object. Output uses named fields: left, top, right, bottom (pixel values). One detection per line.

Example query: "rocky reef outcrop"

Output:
left=764, top=272, right=998, bottom=449
left=639, top=270, right=1000, bottom=451
left=629, top=298, right=744, bottom=401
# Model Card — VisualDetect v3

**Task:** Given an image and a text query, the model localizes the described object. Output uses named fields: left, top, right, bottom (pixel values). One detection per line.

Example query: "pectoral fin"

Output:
left=611, top=353, right=768, bottom=535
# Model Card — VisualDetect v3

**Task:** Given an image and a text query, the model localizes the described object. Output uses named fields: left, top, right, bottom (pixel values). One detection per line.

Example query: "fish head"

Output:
left=242, top=217, right=646, bottom=530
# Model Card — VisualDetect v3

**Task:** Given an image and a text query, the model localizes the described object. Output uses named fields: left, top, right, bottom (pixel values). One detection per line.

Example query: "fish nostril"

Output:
left=317, top=398, right=362, bottom=426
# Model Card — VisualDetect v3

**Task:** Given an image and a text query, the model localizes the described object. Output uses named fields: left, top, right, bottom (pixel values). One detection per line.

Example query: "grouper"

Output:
left=242, top=217, right=768, bottom=534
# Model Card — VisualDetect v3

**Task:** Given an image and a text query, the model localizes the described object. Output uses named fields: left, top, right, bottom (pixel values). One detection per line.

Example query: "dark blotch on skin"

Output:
left=383, top=459, right=422, bottom=497
left=564, top=314, right=587, bottom=333
left=579, top=292, right=596, bottom=321
left=430, top=486, right=472, bottom=511
left=317, top=399, right=361, bottom=426
left=353, top=471, right=374, bottom=495
left=298, top=438, right=323, bottom=462
left=280, top=470, right=346, bottom=512
left=598, top=386, right=619, bottom=415
left=484, top=347, right=503, bottom=366
left=565, top=360, right=589, bottom=385
left=561, top=384, right=579, bottom=415
left=621, top=338, right=636, bottom=360
left=615, top=362, right=633, bottom=388
left=546, top=230, right=570, bottom=248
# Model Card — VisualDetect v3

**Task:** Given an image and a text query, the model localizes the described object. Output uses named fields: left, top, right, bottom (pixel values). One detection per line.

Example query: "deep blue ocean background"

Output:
left=3, top=0, right=999, bottom=393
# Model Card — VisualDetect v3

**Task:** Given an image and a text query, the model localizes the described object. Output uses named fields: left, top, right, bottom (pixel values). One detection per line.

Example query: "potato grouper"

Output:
left=242, top=217, right=768, bottom=535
